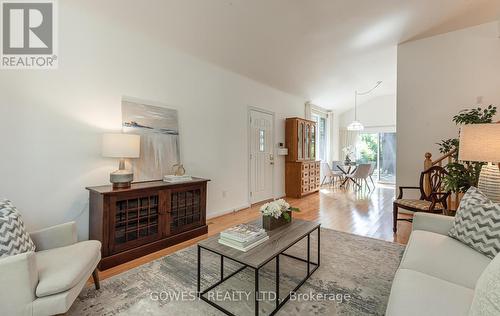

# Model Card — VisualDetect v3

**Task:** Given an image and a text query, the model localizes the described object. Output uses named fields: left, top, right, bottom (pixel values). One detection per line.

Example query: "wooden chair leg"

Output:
left=92, top=268, right=100, bottom=290
left=393, top=204, right=398, bottom=233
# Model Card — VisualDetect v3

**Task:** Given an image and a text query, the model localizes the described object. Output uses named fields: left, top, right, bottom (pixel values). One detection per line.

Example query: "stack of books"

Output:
left=163, top=175, right=192, bottom=183
left=218, top=224, right=269, bottom=252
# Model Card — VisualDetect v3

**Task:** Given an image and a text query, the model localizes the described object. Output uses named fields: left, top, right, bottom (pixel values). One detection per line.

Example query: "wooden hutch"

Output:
left=87, top=178, right=209, bottom=270
left=285, top=117, right=320, bottom=198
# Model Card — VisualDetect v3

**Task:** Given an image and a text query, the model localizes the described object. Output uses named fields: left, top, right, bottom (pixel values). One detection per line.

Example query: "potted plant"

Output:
left=437, top=105, right=497, bottom=193
left=260, top=199, right=300, bottom=230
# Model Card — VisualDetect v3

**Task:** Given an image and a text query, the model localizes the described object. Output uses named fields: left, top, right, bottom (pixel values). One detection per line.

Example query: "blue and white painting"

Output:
left=122, top=99, right=180, bottom=181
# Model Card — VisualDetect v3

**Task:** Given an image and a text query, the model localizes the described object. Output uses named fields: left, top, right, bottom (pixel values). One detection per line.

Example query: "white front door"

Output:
left=249, top=109, right=274, bottom=203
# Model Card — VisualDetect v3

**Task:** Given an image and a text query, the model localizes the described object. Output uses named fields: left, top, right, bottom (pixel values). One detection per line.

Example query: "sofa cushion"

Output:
left=35, top=240, right=101, bottom=297
left=401, top=230, right=490, bottom=289
left=386, top=269, right=474, bottom=316
left=448, top=186, right=500, bottom=259
left=0, top=199, right=36, bottom=258
left=470, top=253, right=500, bottom=316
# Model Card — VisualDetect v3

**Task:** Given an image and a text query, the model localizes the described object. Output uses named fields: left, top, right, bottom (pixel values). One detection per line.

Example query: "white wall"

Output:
left=330, top=111, right=341, bottom=161
left=0, top=2, right=305, bottom=239
left=397, top=21, right=500, bottom=188
left=339, top=95, right=396, bottom=133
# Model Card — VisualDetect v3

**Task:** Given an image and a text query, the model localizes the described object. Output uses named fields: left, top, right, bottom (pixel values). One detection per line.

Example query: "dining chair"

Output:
left=320, top=162, right=343, bottom=187
left=345, top=163, right=372, bottom=190
left=321, top=162, right=334, bottom=186
left=368, top=163, right=376, bottom=187
left=330, top=161, right=345, bottom=186
left=331, top=161, right=343, bottom=172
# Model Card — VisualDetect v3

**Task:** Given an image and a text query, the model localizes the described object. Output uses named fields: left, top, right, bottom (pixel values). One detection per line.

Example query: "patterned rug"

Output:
left=69, top=228, right=404, bottom=316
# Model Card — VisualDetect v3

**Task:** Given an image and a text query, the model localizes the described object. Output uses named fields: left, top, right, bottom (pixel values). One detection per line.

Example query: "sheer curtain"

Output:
left=339, top=129, right=360, bottom=161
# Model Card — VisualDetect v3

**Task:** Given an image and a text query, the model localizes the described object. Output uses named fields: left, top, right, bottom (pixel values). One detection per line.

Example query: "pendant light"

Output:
left=347, top=81, right=382, bottom=131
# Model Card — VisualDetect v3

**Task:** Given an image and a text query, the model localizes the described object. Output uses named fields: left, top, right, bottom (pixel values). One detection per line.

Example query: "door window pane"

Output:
left=259, top=129, right=265, bottom=152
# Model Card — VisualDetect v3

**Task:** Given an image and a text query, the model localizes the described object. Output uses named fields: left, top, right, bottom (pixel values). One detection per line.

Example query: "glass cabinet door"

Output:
left=304, top=124, right=309, bottom=159
left=310, top=123, right=315, bottom=160
left=297, top=121, right=303, bottom=160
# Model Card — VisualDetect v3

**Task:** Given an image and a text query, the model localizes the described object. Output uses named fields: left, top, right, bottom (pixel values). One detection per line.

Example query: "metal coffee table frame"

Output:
left=197, top=225, right=320, bottom=316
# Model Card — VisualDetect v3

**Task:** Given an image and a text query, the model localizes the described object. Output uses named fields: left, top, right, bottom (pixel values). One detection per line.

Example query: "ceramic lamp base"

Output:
left=478, top=163, right=500, bottom=203
left=110, top=169, right=133, bottom=189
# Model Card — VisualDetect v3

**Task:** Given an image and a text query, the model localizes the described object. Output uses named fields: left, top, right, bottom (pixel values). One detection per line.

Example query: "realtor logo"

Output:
left=1, top=0, right=57, bottom=69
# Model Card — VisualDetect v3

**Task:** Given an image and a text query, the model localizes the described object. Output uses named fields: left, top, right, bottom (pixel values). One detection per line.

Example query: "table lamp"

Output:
left=459, top=123, right=500, bottom=202
left=102, top=133, right=141, bottom=189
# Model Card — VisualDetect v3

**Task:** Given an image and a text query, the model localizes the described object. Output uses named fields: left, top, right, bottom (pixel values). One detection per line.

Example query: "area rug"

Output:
left=69, top=228, right=405, bottom=316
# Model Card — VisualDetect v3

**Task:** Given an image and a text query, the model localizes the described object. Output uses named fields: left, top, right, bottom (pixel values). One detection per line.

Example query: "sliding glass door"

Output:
left=356, top=132, right=396, bottom=184
left=378, top=133, right=396, bottom=183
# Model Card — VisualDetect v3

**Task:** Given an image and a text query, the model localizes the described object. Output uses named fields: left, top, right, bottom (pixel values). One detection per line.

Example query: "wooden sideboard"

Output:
left=87, top=178, right=209, bottom=270
left=285, top=117, right=320, bottom=198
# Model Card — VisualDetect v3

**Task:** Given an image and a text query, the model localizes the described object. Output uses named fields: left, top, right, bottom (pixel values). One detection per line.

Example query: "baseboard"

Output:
left=206, top=195, right=289, bottom=221
left=206, top=203, right=251, bottom=220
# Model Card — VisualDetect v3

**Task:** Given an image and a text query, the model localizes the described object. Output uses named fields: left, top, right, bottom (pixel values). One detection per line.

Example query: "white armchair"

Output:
left=0, top=222, right=101, bottom=316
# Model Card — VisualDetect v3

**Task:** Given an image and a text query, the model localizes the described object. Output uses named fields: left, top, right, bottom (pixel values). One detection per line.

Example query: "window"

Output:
left=311, top=113, right=327, bottom=162
left=259, top=129, right=265, bottom=152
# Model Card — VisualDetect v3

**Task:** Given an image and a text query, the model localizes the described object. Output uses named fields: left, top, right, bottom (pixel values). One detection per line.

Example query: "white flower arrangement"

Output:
left=260, top=199, right=299, bottom=222
left=342, top=145, right=355, bottom=161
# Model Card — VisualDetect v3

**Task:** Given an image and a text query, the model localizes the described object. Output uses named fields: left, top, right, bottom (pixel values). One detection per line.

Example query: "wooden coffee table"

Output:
left=197, top=219, right=321, bottom=316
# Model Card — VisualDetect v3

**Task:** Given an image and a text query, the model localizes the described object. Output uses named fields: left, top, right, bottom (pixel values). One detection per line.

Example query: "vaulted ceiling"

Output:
left=82, top=0, right=500, bottom=111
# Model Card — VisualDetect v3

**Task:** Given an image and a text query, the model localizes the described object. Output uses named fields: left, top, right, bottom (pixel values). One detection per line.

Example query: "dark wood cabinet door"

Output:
left=166, top=184, right=206, bottom=236
left=109, top=191, right=162, bottom=254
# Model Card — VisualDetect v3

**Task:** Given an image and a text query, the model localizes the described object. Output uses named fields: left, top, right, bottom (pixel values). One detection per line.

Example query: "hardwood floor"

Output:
left=96, top=183, right=412, bottom=282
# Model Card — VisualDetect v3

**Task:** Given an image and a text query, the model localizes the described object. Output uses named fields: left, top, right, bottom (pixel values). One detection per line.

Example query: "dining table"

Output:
left=336, top=163, right=358, bottom=187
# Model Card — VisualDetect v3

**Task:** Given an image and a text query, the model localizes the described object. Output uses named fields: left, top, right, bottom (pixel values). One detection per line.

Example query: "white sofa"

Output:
left=0, top=222, right=101, bottom=316
left=386, top=213, right=493, bottom=316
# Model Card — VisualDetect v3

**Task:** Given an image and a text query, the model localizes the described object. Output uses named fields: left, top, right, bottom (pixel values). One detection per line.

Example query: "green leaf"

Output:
left=289, top=207, right=300, bottom=212
left=283, top=212, right=291, bottom=222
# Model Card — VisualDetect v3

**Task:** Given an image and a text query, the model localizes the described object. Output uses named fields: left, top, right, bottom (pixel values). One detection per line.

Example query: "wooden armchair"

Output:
left=393, top=166, right=450, bottom=232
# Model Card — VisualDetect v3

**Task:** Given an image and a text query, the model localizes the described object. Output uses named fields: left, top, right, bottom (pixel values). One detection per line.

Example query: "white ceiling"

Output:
left=83, top=0, right=500, bottom=112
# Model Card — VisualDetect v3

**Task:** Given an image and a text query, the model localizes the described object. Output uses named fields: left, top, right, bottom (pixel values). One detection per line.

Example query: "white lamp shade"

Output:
left=102, top=133, right=140, bottom=158
left=458, top=124, right=500, bottom=163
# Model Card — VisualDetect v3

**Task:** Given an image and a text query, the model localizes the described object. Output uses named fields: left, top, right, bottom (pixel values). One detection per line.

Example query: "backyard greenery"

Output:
left=359, top=134, right=378, bottom=162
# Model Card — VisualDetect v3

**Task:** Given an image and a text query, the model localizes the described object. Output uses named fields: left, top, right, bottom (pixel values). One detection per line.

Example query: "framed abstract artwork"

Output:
left=121, top=98, right=180, bottom=181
